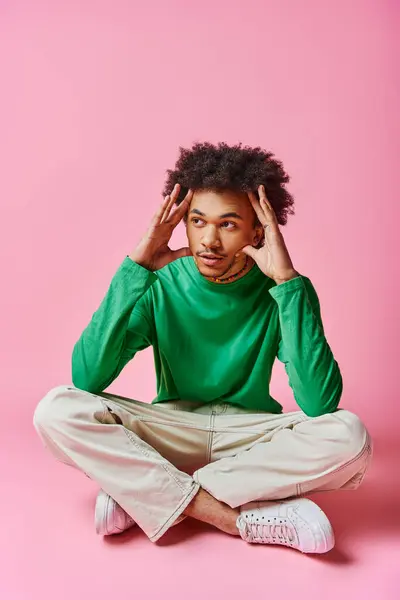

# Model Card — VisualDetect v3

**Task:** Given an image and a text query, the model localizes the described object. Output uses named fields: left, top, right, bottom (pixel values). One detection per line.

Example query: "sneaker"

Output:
left=95, top=490, right=136, bottom=535
left=95, top=490, right=187, bottom=536
left=236, top=498, right=334, bottom=554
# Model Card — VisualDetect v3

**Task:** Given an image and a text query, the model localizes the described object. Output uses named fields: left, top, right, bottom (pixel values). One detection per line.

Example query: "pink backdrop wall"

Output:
left=0, top=2, right=398, bottom=599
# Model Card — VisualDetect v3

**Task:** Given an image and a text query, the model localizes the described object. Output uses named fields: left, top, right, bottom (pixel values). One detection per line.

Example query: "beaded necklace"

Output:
left=208, top=256, right=249, bottom=284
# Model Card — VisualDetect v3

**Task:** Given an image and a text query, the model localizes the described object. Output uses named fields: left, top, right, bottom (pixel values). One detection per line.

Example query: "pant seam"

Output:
left=207, top=412, right=216, bottom=462
left=122, top=428, right=188, bottom=491
left=130, top=414, right=279, bottom=435
left=101, top=396, right=190, bottom=493
left=100, top=398, right=209, bottom=492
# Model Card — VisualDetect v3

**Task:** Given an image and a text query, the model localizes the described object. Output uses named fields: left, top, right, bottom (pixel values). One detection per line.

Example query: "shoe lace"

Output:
left=248, top=520, right=296, bottom=545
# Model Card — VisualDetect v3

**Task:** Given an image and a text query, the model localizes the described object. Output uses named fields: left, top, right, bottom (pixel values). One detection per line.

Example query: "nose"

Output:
left=201, top=225, right=221, bottom=249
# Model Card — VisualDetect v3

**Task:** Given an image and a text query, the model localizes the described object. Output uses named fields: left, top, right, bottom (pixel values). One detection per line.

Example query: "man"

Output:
left=34, top=142, right=371, bottom=554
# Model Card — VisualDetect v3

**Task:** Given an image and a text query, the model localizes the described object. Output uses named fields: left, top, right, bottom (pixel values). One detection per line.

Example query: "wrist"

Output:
left=128, top=254, right=153, bottom=271
left=274, top=270, right=299, bottom=285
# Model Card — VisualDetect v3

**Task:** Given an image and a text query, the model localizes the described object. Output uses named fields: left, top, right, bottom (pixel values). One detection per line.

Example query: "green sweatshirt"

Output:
left=72, top=256, right=343, bottom=417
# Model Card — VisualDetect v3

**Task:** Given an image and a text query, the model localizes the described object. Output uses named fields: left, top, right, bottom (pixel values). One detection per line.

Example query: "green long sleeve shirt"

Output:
left=72, top=256, right=343, bottom=417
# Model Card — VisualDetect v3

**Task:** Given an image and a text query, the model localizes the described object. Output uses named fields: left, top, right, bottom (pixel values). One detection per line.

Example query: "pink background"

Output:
left=0, top=1, right=398, bottom=598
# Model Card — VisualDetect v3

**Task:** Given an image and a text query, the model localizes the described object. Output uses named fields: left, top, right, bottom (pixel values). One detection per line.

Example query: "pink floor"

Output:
left=1, top=398, right=398, bottom=600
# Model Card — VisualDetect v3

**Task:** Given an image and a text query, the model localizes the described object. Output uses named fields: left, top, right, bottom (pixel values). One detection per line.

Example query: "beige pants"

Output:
left=33, top=385, right=372, bottom=542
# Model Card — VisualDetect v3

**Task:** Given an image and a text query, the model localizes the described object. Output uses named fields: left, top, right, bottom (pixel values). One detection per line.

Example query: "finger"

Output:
left=184, top=187, right=194, bottom=203
left=257, top=187, right=279, bottom=233
left=241, top=245, right=258, bottom=260
left=258, top=184, right=270, bottom=206
left=168, top=189, right=193, bottom=225
left=258, top=185, right=278, bottom=223
left=152, top=195, right=172, bottom=226
left=161, top=184, right=181, bottom=223
left=247, top=191, right=267, bottom=226
left=169, top=201, right=188, bottom=226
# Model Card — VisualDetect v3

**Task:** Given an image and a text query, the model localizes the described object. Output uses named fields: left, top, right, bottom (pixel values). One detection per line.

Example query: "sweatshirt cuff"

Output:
left=116, top=256, right=158, bottom=287
left=268, top=275, right=305, bottom=300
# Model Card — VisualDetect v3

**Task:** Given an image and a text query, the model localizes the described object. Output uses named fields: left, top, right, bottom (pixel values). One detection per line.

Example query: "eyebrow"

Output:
left=190, top=209, right=243, bottom=220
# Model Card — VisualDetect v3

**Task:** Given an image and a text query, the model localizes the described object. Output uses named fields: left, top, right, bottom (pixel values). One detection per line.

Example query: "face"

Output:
left=186, top=189, right=263, bottom=279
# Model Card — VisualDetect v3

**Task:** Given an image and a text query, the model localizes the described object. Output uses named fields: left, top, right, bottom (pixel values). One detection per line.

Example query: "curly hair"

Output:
left=163, top=142, right=295, bottom=226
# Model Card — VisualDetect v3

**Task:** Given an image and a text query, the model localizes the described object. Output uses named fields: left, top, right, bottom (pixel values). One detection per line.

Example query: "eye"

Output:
left=221, top=221, right=237, bottom=230
left=191, top=217, right=205, bottom=226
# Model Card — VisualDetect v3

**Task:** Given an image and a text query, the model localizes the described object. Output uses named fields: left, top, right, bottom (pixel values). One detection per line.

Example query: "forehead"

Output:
left=190, top=189, right=253, bottom=217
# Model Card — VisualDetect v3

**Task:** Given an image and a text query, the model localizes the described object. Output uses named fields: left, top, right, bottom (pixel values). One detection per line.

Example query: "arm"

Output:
left=72, top=184, right=193, bottom=393
left=243, top=186, right=342, bottom=417
left=269, top=276, right=343, bottom=417
left=72, top=257, right=157, bottom=393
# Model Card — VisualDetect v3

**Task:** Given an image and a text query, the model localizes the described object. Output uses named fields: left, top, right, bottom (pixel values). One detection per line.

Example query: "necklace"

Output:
left=208, top=256, right=249, bottom=284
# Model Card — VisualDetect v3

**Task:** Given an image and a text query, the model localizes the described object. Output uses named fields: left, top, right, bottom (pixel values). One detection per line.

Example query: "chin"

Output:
left=197, top=265, right=225, bottom=276
left=195, top=255, right=232, bottom=276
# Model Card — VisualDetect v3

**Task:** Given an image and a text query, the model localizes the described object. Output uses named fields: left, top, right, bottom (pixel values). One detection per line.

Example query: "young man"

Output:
left=34, top=142, right=371, bottom=554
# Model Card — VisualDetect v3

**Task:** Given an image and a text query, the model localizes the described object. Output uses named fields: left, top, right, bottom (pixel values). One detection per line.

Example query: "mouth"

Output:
left=198, top=254, right=226, bottom=268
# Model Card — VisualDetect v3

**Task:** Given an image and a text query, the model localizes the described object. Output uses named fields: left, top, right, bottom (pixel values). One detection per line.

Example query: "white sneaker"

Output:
left=95, top=490, right=136, bottom=535
left=95, top=490, right=187, bottom=536
left=236, top=498, right=335, bottom=554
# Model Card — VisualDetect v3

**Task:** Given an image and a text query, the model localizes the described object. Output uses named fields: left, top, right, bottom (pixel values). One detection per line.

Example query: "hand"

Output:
left=242, top=185, right=299, bottom=284
left=129, top=184, right=193, bottom=271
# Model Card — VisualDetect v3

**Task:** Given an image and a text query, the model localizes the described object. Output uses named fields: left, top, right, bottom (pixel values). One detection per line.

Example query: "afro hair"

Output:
left=163, top=142, right=295, bottom=226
